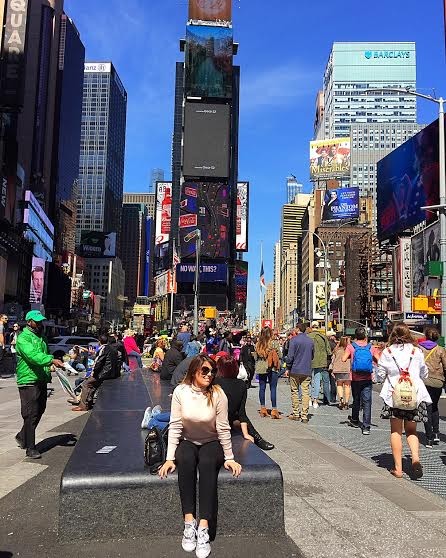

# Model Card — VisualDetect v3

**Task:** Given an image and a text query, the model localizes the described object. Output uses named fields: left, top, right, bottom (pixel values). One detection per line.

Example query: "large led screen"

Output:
left=321, top=187, right=359, bottom=221
left=185, top=25, right=233, bottom=99
left=183, top=102, right=230, bottom=178
left=310, top=138, right=350, bottom=180
left=377, top=118, right=441, bottom=241
left=29, top=257, right=45, bottom=304
left=155, top=181, right=172, bottom=245
left=236, top=182, right=249, bottom=251
left=80, top=231, right=116, bottom=258
left=179, top=181, right=230, bottom=259
left=189, top=0, right=232, bottom=21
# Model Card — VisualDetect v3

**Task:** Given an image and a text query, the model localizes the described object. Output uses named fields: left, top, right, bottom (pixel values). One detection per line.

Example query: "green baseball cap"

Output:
left=25, top=310, right=47, bottom=322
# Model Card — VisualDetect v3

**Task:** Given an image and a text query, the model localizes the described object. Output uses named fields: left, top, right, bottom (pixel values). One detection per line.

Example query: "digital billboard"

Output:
left=321, top=187, right=359, bottom=221
left=154, top=241, right=169, bottom=275
left=29, top=257, right=45, bottom=304
left=411, top=221, right=440, bottom=297
left=234, top=260, right=248, bottom=305
left=189, top=0, right=232, bottom=21
left=311, top=282, right=326, bottom=321
left=377, top=118, right=441, bottom=241
left=236, top=182, right=249, bottom=251
left=185, top=25, right=233, bottom=99
left=155, top=181, right=172, bottom=245
left=143, top=217, right=152, bottom=297
left=310, top=138, right=350, bottom=180
left=176, top=262, right=228, bottom=283
left=179, top=181, right=230, bottom=259
left=183, top=102, right=230, bottom=178
left=393, top=237, right=412, bottom=313
left=80, top=231, right=116, bottom=258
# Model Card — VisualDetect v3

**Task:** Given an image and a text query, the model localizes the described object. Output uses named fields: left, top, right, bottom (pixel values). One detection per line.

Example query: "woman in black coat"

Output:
left=160, top=339, right=184, bottom=382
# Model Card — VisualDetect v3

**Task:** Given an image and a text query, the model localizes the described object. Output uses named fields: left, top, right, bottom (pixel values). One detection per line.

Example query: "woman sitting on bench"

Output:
left=158, top=354, right=242, bottom=558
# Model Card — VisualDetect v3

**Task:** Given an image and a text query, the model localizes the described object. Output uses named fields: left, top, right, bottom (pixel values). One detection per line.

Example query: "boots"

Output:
left=259, top=407, right=268, bottom=417
left=270, top=409, right=281, bottom=419
left=247, top=420, right=274, bottom=451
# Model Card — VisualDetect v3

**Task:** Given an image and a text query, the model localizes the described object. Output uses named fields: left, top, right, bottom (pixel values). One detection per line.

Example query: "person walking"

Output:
left=218, top=331, right=234, bottom=355
left=158, top=355, right=242, bottom=558
left=150, top=338, right=166, bottom=372
left=15, top=310, right=64, bottom=458
left=0, top=314, right=8, bottom=378
left=240, top=335, right=256, bottom=387
left=418, top=326, right=446, bottom=448
left=377, top=323, right=431, bottom=478
left=9, top=323, right=20, bottom=373
left=342, top=327, right=374, bottom=434
left=286, top=323, right=314, bottom=423
left=254, top=326, right=282, bottom=419
left=331, top=336, right=351, bottom=410
left=308, top=322, right=332, bottom=408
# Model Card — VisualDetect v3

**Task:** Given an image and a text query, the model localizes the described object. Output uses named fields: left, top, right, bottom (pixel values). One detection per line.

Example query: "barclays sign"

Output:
left=364, top=50, right=410, bottom=59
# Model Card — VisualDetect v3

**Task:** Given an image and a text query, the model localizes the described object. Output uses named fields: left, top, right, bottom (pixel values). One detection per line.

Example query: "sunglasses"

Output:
left=200, top=365, right=215, bottom=377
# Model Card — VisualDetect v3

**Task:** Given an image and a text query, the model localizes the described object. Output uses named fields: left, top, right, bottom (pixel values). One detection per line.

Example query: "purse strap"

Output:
left=425, top=346, right=437, bottom=363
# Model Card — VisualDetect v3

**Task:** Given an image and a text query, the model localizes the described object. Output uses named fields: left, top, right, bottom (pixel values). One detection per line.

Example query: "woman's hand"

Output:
left=244, top=434, right=255, bottom=443
left=224, top=459, right=242, bottom=477
left=158, top=460, right=176, bottom=479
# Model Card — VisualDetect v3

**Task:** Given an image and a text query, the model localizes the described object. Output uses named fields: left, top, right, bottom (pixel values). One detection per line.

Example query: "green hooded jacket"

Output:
left=16, top=327, right=53, bottom=385
left=308, top=331, right=332, bottom=369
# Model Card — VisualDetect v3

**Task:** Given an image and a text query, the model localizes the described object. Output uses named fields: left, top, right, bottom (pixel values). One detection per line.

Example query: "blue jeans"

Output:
left=351, top=380, right=372, bottom=429
left=148, top=412, right=170, bottom=429
left=128, top=350, right=143, bottom=368
left=312, top=368, right=333, bottom=403
left=259, top=370, right=279, bottom=408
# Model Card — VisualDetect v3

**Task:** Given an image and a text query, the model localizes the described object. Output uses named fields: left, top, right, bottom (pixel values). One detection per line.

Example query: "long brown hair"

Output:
left=388, top=323, right=417, bottom=347
left=182, top=354, right=220, bottom=406
left=337, top=336, right=349, bottom=351
left=256, top=327, right=272, bottom=358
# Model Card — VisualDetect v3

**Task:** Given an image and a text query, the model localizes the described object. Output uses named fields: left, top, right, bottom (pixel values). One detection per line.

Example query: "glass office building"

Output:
left=77, top=62, right=127, bottom=246
left=323, top=42, right=417, bottom=138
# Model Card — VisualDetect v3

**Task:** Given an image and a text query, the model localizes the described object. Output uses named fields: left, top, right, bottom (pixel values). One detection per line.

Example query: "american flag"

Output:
left=260, top=261, right=266, bottom=290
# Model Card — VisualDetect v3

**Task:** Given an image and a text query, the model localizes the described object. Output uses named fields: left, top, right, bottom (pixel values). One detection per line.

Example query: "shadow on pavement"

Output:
left=0, top=552, right=13, bottom=558
left=36, top=433, right=77, bottom=454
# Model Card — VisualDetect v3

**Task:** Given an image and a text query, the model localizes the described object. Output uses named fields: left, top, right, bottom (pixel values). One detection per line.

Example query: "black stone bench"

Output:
left=59, top=369, right=284, bottom=541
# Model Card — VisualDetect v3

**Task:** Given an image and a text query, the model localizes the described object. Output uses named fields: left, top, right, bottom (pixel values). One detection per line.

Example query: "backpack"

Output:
left=351, top=342, right=373, bottom=373
left=267, top=348, right=280, bottom=370
left=144, top=425, right=169, bottom=475
left=388, top=347, right=418, bottom=411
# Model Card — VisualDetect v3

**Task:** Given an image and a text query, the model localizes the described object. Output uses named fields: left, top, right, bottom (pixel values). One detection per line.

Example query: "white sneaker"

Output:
left=182, top=520, right=197, bottom=552
left=313, top=401, right=319, bottom=409
left=309, top=401, right=313, bottom=408
left=196, top=526, right=211, bottom=558
left=140, top=407, right=152, bottom=429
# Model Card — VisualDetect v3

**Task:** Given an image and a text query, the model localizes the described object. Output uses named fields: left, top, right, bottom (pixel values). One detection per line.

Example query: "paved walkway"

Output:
left=246, top=380, right=446, bottom=558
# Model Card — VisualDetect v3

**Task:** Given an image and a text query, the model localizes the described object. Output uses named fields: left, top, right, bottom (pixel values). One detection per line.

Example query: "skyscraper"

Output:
left=322, top=42, right=417, bottom=139
left=150, top=168, right=164, bottom=192
left=286, top=176, right=303, bottom=203
left=77, top=62, right=127, bottom=246
left=123, top=192, right=155, bottom=218
left=50, top=14, right=85, bottom=257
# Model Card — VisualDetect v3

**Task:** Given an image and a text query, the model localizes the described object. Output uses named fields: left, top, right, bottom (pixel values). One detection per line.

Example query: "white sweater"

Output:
left=377, top=344, right=432, bottom=407
left=166, top=383, right=234, bottom=462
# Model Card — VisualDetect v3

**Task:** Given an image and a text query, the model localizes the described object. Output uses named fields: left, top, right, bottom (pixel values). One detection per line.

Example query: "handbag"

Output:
left=144, top=425, right=169, bottom=475
left=237, top=362, right=248, bottom=381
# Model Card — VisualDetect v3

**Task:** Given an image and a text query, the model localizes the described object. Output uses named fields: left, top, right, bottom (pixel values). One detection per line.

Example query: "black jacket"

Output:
left=215, top=377, right=248, bottom=425
left=93, top=344, right=120, bottom=381
left=240, top=344, right=255, bottom=373
left=111, top=340, right=129, bottom=368
left=160, top=347, right=184, bottom=381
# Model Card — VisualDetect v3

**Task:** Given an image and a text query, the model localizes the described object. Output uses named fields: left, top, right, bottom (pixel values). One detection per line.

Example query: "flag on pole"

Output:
left=260, top=261, right=266, bottom=290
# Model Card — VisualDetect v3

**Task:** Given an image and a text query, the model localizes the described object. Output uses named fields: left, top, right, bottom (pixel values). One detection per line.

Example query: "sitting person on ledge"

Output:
left=72, top=334, right=120, bottom=412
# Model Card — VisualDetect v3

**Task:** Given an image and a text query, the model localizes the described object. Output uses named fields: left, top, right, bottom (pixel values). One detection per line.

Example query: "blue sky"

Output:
left=65, top=0, right=446, bottom=320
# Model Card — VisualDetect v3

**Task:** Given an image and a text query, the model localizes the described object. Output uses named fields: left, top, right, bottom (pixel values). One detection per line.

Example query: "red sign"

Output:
left=185, top=187, right=197, bottom=197
left=262, top=320, right=273, bottom=329
left=179, top=214, right=198, bottom=228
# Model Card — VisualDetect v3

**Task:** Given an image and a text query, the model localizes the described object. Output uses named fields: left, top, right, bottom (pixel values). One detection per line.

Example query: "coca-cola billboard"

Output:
left=155, top=181, right=172, bottom=246
left=236, top=182, right=248, bottom=252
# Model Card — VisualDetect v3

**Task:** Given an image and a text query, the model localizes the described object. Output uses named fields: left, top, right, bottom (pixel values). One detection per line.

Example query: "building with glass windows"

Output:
left=76, top=62, right=127, bottom=247
left=322, top=42, right=417, bottom=139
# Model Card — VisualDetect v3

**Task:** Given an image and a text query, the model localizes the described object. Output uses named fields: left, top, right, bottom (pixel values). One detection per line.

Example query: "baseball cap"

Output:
left=25, top=310, right=47, bottom=322
left=311, top=321, right=319, bottom=328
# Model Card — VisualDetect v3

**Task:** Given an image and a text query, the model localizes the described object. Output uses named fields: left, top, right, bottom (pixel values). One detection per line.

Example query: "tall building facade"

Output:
left=123, top=192, right=155, bottom=218
left=150, top=168, right=164, bottom=192
left=322, top=42, right=417, bottom=139
left=273, top=241, right=281, bottom=327
left=77, top=62, right=127, bottom=246
left=120, top=202, right=148, bottom=305
left=286, top=176, right=303, bottom=203
left=50, top=14, right=85, bottom=257
left=83, top=258, right=125, bottom=322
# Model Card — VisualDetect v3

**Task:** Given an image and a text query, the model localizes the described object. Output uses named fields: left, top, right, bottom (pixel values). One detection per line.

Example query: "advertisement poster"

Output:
left=154, top=241, right=170, bottom=275
left=377, top=118, right=441, bottom=241
left=185, top=25, right=233, bottom=98
left=155, top=181, right=172, bottom=246
left=394, top=237, right=412, bottom=313
left=411, top=221, right=440, bottom=297
left=144, top=218, right=152, bottom=297
left=310, top=138, right=350, bottom=180
left=312, top=281, right=326, bottom=321
left=29, top=257, right=45, bottom=304
left=80, top=231, right=116, bottom=258
left=235, top=260, right=248, bottom=308
left=179, top=182, right=230, bottom=259
left=321, top=187, right=359, bottom=221
left=189, top=0, right=232, bottom=21
left=236, top=182, right=249, bottom=251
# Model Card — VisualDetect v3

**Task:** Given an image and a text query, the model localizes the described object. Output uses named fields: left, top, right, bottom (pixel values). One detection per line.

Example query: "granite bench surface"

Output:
left=59, top=369, right=284, bottom=541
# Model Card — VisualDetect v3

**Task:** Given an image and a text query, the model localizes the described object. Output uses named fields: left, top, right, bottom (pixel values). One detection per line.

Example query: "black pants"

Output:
left=176, top=440, right=224, bottom=521
left=18, top=383, right=48, bottom=450
left=246, top=366, right=255, bottom=386
left=425, top=385, right=442, bottom=439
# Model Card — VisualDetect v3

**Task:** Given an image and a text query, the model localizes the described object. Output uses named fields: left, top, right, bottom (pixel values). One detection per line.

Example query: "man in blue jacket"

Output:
left=286, top=323, right=314, bottom=423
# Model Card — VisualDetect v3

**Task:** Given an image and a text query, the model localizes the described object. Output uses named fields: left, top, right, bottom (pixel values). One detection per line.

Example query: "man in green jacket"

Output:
left=308, top=321, right=333, bottom=408
left=15, top=310, right=64, bottom=459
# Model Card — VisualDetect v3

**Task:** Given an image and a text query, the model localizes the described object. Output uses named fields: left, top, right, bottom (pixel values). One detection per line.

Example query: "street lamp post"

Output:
left=366, top=88, right=445, bottom=340
left=302, top=230, right=329, bottom=333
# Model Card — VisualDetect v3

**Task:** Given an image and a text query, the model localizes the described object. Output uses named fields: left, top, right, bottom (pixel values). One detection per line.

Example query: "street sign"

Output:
left=405, top=312, right=428, bottom=321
